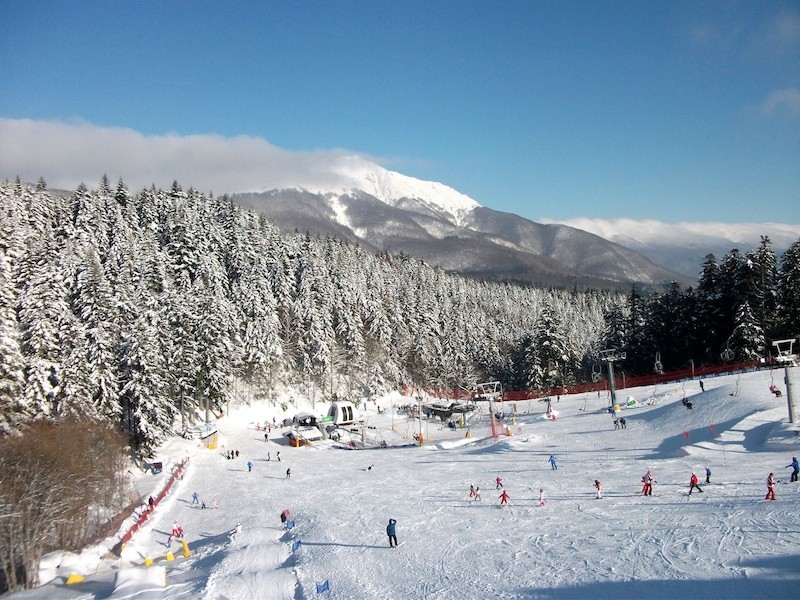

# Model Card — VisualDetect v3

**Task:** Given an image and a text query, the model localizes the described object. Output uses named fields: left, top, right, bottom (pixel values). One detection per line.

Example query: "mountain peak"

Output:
left=304, top=156, right=481, bottom=225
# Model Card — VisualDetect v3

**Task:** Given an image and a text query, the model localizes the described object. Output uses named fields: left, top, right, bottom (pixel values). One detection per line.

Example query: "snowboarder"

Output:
left=765, top=472, right=776, bottom=500
left=192, top=492, right=199, bottom=505
left=705, top=466, right=711, bottom=484
left=785, top=457, right=799, bottom=483
left=642, top=471, right=654, bottom=496
left=689, top=472, right=703, bottom=495
left=549, top=454, right=558, bottom=470
left=538, top=488, right=545, bottom=507
left=495, top=476, right=503, bottom=489
left=247, top=460, right=253, bottom=472
left=286, top=467, right=291, bottom=479
left=277, top=451, right=281, bottom=462
left=474, top=487, right=482, bottom=501
left=594, top=479, right=602, bottom=499
left=386, top=518, right=398, bottom=548
left=499, top=490, right=510, bottom=506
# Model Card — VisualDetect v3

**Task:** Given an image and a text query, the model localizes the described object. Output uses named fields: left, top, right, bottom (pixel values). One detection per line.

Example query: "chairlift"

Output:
left=654, top=352, right=663, bottom=374
left=591, top=363, right=602, bottom=383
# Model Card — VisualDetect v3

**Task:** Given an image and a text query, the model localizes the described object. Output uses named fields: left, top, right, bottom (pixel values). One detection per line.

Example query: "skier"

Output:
left=699, top=380, right=705, bottom=392
left=785, top=457, right=799, bottom=483
left=765, top=473, right=776, bottom=500
left=386, top=518, right=398, bottom=548
left=148, top=496, right=155, bottom=511
left=267, top=452, right=271, bottom=462
left=495, top=476, right=503, bottom=489
left=689, top=472, right=703, bottom=495
left=286, top=467, right=291, bottom=479
left=499, top=490, right=510, bottom=506
left=277, top=451, right=281, bottom=462
left=264, top=432, right=269, bottom=442
left=538, top=488, right=545, bottom=507
left=619, top=417, right=627, bottom=429
left=247, top=460, right=253, bottom=472
left=594, top=479, right=602, bottom=499
left=201, top=500, right=206, bottom=510
left=212, top=499, right=219, bottom=509
left=469, top=484, right=476, bottom=499
left=280, top=509, right=290, bottom=527
left=705, top=466, right=711, bottom=484
left=474, top=487, right=482, bottom=501
left=192, top=492, right=199, bottom=505
left=171, top=521, right=180, bottom=537
left=549, top=454, right=558, bottom=470
left=642, top=471, right=654, bottom=496
left=235, top=450, right=240, bottom=458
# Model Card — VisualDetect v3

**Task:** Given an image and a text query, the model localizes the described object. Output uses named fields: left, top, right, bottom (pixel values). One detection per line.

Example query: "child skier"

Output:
left=191, top=492, right=199, bottom=505
left=689, top=472, right=703, bottom=495
left=538, top=488, right=545, bottom=507
left=642, top=471, right=654, bottom=496
left=247, top=460, right=253, bottom=472
left=594, top=479, right=602, bottom=499
left=499, top=490, right=510, bottom=506
left=765, top=473, right=776, bottom=500
left=495, top=476, right=503, bottom=489
left=469, top=484, right=476, bottom=499
left=705, top=466, right=711, bottom=484
left=474, top=487, right=482, bottom=501
left=785, top=457, right=799, bottom=483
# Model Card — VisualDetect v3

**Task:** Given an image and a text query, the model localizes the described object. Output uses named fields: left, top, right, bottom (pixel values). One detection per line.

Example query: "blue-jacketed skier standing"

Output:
left=549, top=454, right=558, bottom=470
left=387, top=518, right=398, bottom=548
left=786, top=457, right=799, bottom=483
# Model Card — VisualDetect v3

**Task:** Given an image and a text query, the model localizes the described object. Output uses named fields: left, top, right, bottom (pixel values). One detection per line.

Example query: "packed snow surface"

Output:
left=12, top=369, right=800, bottom=599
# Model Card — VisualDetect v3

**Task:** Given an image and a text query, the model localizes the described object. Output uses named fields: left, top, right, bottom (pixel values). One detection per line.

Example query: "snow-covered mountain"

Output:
left=235, top=158, right=689, bottom=289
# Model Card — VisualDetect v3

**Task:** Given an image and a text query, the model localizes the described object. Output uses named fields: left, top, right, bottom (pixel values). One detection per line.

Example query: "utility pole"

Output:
left=599, top=349, right=626, bottom=408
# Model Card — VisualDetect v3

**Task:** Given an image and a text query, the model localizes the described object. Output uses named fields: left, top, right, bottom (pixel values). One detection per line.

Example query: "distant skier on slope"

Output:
left=765, top=473, right=776, bottom=500
left=474, top=487, right=482, bottom=501
left=689, top=472, right=703, bottom=495
left=705, top=466, right=711, bottom=484
left=286, top=467, right=291, bottom=479
left=386, top=518, right=398, bottom=548
left=785, top=457, right=799, bottom=483
left=642, top=471, right=654, bottom=496
left=469, top=484, right=476, bottom=499
left=549, top=454, right=558, bottom=470
left=538, top=488, right=545, bottom=507
left=499, top=490, right=510, bottom=506
left=495, top=476, right=503, bottom=489
left=594, top=480, right=602, bottom=499
left=247, top=460, right=253, bottom=472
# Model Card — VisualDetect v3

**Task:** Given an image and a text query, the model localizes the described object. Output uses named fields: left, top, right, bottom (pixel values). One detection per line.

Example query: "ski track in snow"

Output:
left=15, top=369, right=800, bottom=599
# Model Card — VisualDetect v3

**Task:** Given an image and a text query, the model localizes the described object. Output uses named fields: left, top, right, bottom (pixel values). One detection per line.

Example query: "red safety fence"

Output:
left=118, top=457, right=190, bottom=548
left=403, top=360, right=765, bottom=403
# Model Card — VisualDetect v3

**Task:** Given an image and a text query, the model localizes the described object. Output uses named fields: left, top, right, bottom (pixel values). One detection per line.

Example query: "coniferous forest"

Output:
left=1, top=177, right=798, bottom=456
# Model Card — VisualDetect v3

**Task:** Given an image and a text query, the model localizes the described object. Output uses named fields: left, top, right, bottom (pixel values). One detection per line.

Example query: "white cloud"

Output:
left=540, top=217, right=800, bottom=250
left=0, top=118, right=368, bottom=194
left=758, top=87, right=800, bottom=119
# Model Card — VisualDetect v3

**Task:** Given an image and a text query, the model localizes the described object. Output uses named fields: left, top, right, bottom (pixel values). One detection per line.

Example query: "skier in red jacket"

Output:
left=765, top=473, right=776, bottom=500
left=689, top=472, right=703, bottom=495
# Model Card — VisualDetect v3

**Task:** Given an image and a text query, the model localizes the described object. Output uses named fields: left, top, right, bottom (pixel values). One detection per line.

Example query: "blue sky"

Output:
left=1, top=0, right=798, bottom=224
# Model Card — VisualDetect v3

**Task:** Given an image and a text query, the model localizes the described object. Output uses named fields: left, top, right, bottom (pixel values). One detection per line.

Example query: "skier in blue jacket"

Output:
left=786, top=457, right=799, bottom=483
left=549, top=454, right=558, bottom=470
left=386, top=518, right=398, bottom=548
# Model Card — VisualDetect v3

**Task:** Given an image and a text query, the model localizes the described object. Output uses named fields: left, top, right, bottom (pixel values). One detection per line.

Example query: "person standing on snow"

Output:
left=765, top=473, right=777, bottom=500
left=386, top=518, right=398, bottom=548
left=474, top=487, right=482, bottom=501
left=594, top=480, right=602, bottom=499
left=469, top=485, right=476, bottom=499
left=499, top=490, right=510, bottom=506
left=495, top=476, right=503, bottom=489
left=785, top=457, right=799, bottom=483
left=705, top=466, right=712, bottom=484
left=689, top=472, right=703, bottom=495
left=538, top=488, right=545, bottom=507
left=191, top=492, right=199, bottom=505
left=642, top=471, right=654, bottom=496
left=247, top=460, right=253, bottom=472
left=286, top=467, right=291, bottom=479
left=548, top=454, right=558, bottom=470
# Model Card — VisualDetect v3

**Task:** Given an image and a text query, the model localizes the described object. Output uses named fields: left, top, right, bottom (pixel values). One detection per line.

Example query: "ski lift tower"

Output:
left=598, top=349, right=626, bottom=408
left=477, top=381, right=503, bottom=438
left=772, top=339, right=798, bottom=423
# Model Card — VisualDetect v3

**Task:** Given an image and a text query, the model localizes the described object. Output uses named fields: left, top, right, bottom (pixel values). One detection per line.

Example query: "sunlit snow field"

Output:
left=12, top=369, right=800, bottom=600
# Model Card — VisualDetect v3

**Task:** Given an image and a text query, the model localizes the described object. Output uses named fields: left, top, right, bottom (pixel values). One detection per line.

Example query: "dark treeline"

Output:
left=600, top=239, right=800, bottom=375
left=1, top=177, right=798, bottom=457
